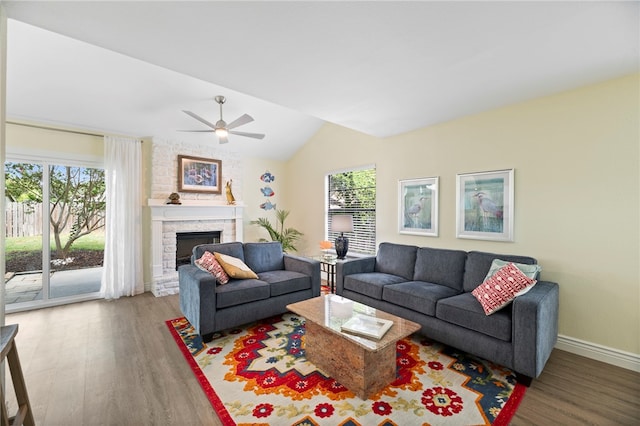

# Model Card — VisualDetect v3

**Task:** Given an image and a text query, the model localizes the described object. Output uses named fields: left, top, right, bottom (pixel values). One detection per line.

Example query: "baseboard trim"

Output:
left=556, top=334, right=640, bottom=372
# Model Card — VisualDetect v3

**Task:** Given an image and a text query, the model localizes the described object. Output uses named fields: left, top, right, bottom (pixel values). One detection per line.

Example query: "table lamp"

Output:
left=332, top=215, right=353, bottom=259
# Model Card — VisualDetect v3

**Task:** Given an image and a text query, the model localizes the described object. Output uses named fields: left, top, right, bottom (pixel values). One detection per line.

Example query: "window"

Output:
left=327, top=166, right=376, bottom=255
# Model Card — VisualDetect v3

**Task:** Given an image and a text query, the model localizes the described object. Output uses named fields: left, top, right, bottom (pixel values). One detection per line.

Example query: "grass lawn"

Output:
left=5, top=232, right=105, bottom=252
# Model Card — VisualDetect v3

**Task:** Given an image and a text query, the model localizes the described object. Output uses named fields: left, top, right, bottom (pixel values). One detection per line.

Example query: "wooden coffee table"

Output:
left=287, top=295, right=421, bottom=400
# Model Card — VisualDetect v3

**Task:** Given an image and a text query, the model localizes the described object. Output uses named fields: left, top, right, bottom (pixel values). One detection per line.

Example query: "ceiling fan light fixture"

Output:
left=181, top=95, right=265, bottom=142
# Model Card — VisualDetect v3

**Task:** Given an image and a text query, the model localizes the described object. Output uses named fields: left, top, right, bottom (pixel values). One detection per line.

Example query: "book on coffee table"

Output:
left=340, top=314, right=393, bottom=340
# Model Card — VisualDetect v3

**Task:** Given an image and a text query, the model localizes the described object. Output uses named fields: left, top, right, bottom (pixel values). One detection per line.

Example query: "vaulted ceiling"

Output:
left=4, top=1, right=638, bottom=160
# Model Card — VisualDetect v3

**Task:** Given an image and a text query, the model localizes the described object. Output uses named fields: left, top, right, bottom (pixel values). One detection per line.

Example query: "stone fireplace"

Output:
left=148, top=199, right=243, bottom=296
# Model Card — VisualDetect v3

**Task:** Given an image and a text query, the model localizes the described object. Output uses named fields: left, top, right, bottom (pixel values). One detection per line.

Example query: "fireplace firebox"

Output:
left=175, top=231, right=221, bottom=270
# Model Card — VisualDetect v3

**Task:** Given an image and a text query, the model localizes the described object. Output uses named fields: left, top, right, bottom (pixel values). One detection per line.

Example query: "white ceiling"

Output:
left=3, top=1, right=639, bottom=160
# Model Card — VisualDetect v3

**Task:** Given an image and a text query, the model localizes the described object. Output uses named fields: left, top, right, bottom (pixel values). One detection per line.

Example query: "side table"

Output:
left=1, top=324, right=34, bottom=426
left=311, top=256, right=338, bottom=293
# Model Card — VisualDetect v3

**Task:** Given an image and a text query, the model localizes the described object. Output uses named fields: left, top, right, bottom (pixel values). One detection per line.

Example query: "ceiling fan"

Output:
left=181, top=95, right=265, bottom=144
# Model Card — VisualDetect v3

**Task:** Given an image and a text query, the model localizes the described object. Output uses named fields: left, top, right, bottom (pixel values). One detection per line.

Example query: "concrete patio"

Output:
left=4, top=267, right=102, bottom=303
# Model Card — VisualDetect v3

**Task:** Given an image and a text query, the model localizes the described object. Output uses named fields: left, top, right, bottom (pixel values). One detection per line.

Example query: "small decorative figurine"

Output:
left=225, top=180, right=236, bottom=205
left=167, top=192, right=181, bottom=205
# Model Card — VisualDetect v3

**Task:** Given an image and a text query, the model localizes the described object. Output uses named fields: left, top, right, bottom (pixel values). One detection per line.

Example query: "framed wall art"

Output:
left=456, top=169, right=514, bottom=241
left=398, top=177, right=439, bottom=237
left=177, top=155, right=222, bottom=194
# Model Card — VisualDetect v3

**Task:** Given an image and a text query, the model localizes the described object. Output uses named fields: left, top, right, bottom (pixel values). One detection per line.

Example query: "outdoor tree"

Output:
left=5, top=162, right=106, bottom=258
left=328, top=169, right=376, bottom=212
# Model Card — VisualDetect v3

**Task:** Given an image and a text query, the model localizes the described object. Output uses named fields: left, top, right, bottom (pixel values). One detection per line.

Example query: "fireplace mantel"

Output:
left=147, top=199, right=244, bottom=296
left=148, top=199, right=245, bottom=221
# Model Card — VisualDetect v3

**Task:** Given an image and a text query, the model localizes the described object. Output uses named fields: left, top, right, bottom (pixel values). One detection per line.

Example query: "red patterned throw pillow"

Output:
left=195, top=251, right=230, bottom=284
left=472, top=262, right=537, bottom=315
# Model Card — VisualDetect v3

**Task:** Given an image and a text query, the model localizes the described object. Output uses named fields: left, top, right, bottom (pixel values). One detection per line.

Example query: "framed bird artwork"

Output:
left=398, top=177, right=439, bottom=237
left=456, top=169, right=514, bottom=241
left=177, top=155, right=222, bottom=194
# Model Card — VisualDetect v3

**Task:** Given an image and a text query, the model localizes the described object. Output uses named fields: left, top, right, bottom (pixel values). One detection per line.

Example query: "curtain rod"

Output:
left=7, top=121, right=104, bottom=137
left=7, top=121, right=148, bottom=143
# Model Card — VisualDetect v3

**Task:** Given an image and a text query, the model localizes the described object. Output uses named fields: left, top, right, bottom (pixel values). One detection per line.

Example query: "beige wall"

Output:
left=242, top=157, right=287, bottom=243
left=285, top=73, right=640, bottom=355
left=6, top=122, right=104, bottom=159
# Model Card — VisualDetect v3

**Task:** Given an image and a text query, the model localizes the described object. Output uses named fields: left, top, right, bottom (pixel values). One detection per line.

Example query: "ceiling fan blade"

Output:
left=218, top=134, right=229, bottom=144
left=182, top=110, right=217, bottom=129
left=177, top=130, right=215, bottom=132
left=229, top=130, right=265, bottom=140
left=226, top=113, right=254, bottom=130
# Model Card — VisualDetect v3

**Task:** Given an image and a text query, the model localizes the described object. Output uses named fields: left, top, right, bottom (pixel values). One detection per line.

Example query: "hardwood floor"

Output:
left=4, top=293, right=639, bottom=425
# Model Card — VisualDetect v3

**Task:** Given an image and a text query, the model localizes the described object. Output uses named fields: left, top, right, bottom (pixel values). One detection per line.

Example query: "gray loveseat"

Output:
left=179, top=241, right=321, bottom=342
left=336, top=242, right=559, bottom=385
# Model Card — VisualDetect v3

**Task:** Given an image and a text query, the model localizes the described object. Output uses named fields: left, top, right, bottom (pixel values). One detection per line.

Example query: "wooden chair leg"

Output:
left=1, top=325, right=35, bottom=426
left=6, top=341, right=35, bottom=426
left=1, top=383, right=11, bottom=426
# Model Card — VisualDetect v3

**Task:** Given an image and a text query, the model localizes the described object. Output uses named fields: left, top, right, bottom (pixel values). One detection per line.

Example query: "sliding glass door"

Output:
left=4, top=160, right=105, bottom=310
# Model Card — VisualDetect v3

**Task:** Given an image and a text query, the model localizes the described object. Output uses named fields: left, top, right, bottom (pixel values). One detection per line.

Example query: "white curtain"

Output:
left=101, top=136, right=143, bottom=299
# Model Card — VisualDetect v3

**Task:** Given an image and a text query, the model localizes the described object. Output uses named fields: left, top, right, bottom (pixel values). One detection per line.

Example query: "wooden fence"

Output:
left=5, top=202, right=90, bottom=238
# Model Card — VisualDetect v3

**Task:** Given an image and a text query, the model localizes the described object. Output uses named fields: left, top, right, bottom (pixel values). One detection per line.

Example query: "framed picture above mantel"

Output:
left=177, top=155, right=222, bottom=194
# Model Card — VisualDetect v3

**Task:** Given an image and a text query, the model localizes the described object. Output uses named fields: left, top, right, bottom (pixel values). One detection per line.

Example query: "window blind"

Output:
left=327, top=167, right=376, bottom=255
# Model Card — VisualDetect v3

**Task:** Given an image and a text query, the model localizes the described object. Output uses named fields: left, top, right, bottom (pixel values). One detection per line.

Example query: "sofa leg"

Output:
left=516, top=373, right=533, bottom=387
left=202, top=332, right=214, bottom=343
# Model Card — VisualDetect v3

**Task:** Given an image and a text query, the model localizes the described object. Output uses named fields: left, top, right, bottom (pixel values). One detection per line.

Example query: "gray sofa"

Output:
left=336, top=242, right=559, bottom=385
left=179, top=241, right=321, bottom=342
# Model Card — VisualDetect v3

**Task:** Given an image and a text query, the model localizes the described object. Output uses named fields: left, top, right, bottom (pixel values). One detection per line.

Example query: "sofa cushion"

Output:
left=193, top=242, right=244, bottom=263
left=413, top=247, right=467, bottom=291
left=215, top=279, right=270, bottom=309
left=214, top=252, right=259, bottom=279
left=375, top=243, right=417, bottom=280
left=463, top=251, right=537, bottom=292
left=436, top=293, right=512, bottom=341
left=383, top=281, right=459, bottom=316
left=243, top=242, right=285, bottom=273
left=344, top=272, right=406, bottom=300
left=472, top=263, right=537, bottom=315
left=258, top=270, right=311, bottom=297
left=194, top=251, right=230, bottom=284
left=484, top=259, right=541, bottom=281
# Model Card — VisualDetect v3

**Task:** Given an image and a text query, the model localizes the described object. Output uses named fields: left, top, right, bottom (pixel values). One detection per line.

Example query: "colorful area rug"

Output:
left=166, top=314, right=526, bottom=425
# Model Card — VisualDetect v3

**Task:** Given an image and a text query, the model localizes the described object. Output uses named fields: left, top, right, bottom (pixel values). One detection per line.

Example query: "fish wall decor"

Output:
left=260, top=200, right=277, bottom=210
left=260, top=171, right=275, bottom=183
left=260, top=186, right=275, bottom=197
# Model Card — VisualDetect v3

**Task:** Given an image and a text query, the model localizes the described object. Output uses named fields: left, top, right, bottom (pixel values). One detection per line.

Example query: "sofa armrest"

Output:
left=284, top=254, right=322, bottom=297
left=178, top=264, right=218, bottom=336
left=512, top=280, right=559, bottom=378
left=336, top=256, right=376, bottom=295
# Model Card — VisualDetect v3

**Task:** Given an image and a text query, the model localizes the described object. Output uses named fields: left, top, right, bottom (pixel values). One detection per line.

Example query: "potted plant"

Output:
left=250, top=209, right=303, bottom=253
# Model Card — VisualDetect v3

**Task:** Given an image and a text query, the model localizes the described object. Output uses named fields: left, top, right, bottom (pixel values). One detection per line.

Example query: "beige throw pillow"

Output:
left=213, top=252, right=259, bottom=279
